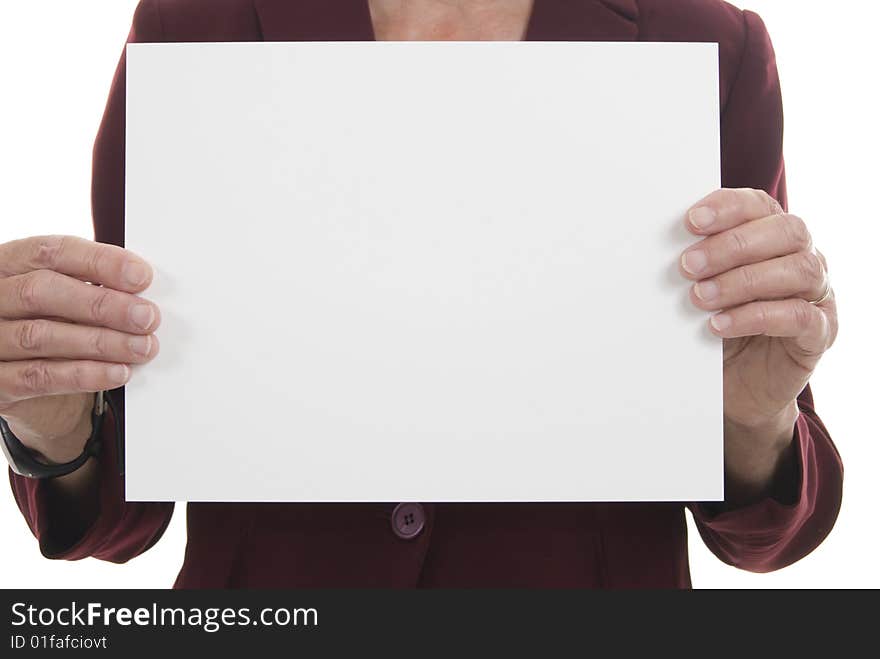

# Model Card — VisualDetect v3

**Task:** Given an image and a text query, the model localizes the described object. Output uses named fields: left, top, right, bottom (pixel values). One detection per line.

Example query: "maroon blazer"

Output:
left=10, top=0, right=844, bottom=588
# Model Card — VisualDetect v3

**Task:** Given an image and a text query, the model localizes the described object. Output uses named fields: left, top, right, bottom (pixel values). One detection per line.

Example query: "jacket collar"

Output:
left=253, top=0, right=639, bottom=42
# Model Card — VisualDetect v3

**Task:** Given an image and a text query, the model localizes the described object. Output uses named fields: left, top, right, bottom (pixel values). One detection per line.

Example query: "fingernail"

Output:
left=123, top=261, right=150, bottom=288
left=689, top=207, right=716, bottom=230
left=710, top=314, right=732, bottom=332
left=108, top=364, right=130, bottom=384
left=128, top=335, right=152, bottom=357
left=130, top=304, right=155, bottom=330
left=681, top=250, right=708, bottom=275
left=694, top=280, right=720, bottom=301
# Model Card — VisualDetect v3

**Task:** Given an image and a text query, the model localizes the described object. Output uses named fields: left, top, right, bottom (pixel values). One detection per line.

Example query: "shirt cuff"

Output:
left=690, top=410, right=843, bottom=572
left=8, top=396, right=171, bottom=562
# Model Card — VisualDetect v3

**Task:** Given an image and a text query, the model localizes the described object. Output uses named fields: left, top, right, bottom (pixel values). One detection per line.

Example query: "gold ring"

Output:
left=809, top=281, right=833, bottom=306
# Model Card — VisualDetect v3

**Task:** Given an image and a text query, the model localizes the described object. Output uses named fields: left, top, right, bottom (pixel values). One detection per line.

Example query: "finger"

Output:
left=815, top=247, right=830, bottom=274
left=0, top=235, right=152, bottom=293
left=680, top=213, right=812, bottom=280
left=0, top=360, right=132, bottom=406
left=690, top=251, right=828, bottom=312
left=708, top=299, right=831, bottom=357
left=685, top=188, right=784, bottom=236
left=0, top=319, right=159, bottom=363
left=0, top=270, right=161, bottom=334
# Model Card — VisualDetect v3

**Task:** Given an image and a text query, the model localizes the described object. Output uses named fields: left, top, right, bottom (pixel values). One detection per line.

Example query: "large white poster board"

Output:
left=125, top=42, right=722, bottom=502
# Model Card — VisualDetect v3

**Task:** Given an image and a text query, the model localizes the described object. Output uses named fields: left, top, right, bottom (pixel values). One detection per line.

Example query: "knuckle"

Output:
left=754, top=302, right=771, bottom=331
left=721, top=189, right=745, bottom=217
left=717, top=188, right=740, bottom=207
left=15, top=270, right=49, bottom=313
left=795, top=251, right=825, bottom=285
left=19, top=362, right=53, bottom=396
left=782, top=214, right=812, bottom=251
left=791, top=300, right=814, bottom=332
left=725, top=229, right=750, bottom=258
left=16, top=319, right=49, bottom=353
left=85, top=245, right=106, bottom=282
left=739, top=264, right=760, bottom=295
left=88, top=328, right=109, bottom=358
left=703, top=188, right=735, bottom=217
left=69, top=363, right=88, bottom=392
left=754, top=189, right=783, bottom=216
left=89, top=288, right=114, bottom=325
left=28, top=235, right=65, bottom=270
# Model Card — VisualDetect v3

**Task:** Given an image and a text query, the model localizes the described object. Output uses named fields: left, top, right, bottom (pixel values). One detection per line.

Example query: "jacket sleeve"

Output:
left=8, top=0, right=174, bottom=563
left=688, top=10, right=843, bottom=572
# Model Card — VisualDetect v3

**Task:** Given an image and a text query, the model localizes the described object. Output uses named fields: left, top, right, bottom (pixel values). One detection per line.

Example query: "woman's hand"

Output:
left=680, top=188, right=838, bottom=503
left=0, top=235, right=160, bottom=465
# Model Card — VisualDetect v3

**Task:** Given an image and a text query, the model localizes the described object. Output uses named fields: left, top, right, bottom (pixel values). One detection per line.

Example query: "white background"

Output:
left=0, top=0, right=877, bottom=588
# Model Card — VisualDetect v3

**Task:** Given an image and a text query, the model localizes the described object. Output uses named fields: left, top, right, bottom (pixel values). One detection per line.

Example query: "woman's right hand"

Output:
left=0, top=235, right=160, bottom=465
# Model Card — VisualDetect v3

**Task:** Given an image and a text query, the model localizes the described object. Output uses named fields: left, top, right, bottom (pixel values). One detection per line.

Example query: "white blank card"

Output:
left=124, top=42, right=722, bottom=502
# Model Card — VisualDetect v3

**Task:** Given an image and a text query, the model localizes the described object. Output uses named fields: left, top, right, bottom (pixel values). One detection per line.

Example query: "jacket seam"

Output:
left=720, top=8, right=750, bottom=121
left=153, top=0, right=167, bottom=40
left=598, top=0, right=638, bottom=22
left=251, top=0, right=265, bottom=40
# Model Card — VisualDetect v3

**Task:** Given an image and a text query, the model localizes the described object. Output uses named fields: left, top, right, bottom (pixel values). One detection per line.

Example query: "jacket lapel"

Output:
left=253, top=0, right=639, bottom=42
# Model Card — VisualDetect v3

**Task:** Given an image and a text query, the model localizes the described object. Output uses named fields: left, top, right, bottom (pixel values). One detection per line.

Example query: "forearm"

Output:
left=6, top=394, right=102, bottom=550
left=40, top=459, right=101, bottom=551
left=8, top=393, right=175, bottom=563
left=722, top=400, right=800, bottom=508
left=692, top=393, right=843, bottom=573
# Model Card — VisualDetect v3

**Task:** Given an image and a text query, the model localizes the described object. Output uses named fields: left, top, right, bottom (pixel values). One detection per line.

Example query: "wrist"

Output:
left=723, top=401, right=800, bottom=504
left=6, top=394, right=95, bottom=465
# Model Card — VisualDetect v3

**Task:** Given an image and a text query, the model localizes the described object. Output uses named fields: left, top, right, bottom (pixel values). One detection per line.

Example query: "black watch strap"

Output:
left=0, top=392, right=119, bottom=479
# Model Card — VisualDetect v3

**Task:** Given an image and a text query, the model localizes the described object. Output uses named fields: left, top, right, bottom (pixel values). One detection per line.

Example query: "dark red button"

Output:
left=391, top=503, right=425, bottom=540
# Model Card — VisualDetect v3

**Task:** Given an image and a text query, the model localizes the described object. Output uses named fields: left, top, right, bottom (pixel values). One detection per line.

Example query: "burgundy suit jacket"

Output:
left=10, top=0, right=844, bottom=588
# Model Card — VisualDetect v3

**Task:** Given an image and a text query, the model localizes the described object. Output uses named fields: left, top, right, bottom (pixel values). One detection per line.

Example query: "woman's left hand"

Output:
left=679, top=188, right=838, bottom=501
